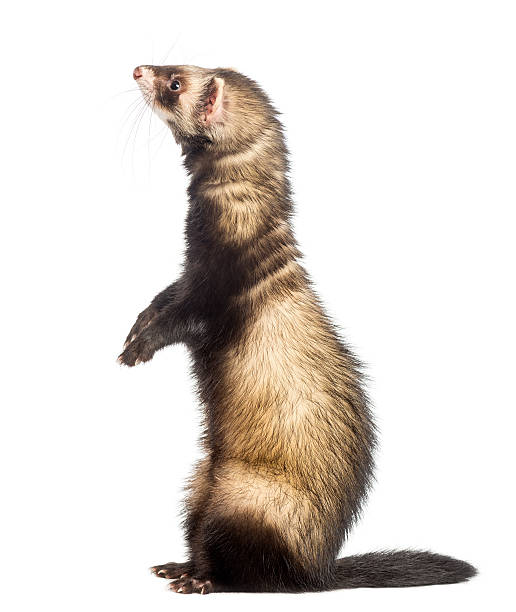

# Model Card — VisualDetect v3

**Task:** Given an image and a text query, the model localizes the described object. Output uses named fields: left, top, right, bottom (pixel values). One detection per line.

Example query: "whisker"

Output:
left=152, top=124, right=169, bottom=160
left=130, top=97, right=152, bottom=176
left=117, top=96, right=146, bottom=153
left=108, top=87, right=142, bottom=100
left=147, top=94, right=155, bottom=179
left=118, top=83, right=171, bottom=177
left=122, top=99, right=148, bottom=170
left=120, top=96, right=146, bottom=124
left=160, top=35, right=182, bottom=65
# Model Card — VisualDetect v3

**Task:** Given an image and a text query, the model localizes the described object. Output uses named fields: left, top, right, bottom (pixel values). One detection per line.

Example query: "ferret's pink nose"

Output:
left=133, top=66, right=143, bottom=80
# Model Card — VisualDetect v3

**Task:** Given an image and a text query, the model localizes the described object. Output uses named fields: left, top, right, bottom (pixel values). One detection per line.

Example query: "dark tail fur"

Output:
left=331, top=550, right=476, bottom=589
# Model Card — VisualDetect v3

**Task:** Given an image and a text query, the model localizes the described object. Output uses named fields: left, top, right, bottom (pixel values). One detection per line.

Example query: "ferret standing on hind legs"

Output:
left=118, top=64, right=476, bottom=594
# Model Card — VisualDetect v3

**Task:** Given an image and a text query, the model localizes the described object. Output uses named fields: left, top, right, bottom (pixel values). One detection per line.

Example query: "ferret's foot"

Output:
left=169, top=575, right=214, bottom=595
left=151, top=561, right=193, bottom=580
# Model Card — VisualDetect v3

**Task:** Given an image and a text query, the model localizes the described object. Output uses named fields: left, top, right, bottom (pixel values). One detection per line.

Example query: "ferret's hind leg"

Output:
left=151, top=458, right=215, bottom=592
left=191, top=461, right=334, bottom=592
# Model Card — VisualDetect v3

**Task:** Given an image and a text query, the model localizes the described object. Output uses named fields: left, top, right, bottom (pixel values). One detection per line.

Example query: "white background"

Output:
left=2, top=1, right=515, bottom=610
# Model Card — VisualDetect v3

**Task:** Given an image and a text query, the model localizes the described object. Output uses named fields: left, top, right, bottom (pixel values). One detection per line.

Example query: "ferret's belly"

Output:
left=193, top=290, right=370, bottom=544
left=215, top=292, right=348, bottom=470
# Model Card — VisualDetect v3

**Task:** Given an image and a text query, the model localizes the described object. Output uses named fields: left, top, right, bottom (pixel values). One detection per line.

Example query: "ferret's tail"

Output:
left=332, top=550, right=477, bottom=588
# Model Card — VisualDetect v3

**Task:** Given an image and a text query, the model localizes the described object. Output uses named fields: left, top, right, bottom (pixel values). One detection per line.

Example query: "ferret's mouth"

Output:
left=133, top=66, right=156, bottom=99
left=133, top=66, right=173, bottom=125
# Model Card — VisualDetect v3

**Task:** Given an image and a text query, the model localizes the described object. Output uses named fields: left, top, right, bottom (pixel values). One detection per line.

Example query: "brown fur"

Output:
left=119, top=64, right=476, bottom=593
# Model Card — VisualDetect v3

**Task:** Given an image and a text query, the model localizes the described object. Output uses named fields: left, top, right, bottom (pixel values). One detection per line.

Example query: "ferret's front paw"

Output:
left=117, top=334, right=156, bottom=366
left=124, top=306, right=158, bottom=348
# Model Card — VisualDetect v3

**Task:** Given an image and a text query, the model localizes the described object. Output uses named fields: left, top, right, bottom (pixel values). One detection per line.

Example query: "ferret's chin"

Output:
left=152, top=103, right=174, bottom=126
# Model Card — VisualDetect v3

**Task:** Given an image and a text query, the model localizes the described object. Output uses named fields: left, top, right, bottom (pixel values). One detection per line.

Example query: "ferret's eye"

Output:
left=170, top=80, right=181, bottom=91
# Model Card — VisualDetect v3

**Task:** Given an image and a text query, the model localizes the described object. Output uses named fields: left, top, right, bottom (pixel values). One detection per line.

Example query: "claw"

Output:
left=168, top=576, right=213, bottom=594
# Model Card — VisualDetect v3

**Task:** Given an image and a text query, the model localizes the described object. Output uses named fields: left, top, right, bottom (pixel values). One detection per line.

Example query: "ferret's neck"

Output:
left=182, top=131, right=301, bottom=295
left=185, top=127, right=289, bottom=193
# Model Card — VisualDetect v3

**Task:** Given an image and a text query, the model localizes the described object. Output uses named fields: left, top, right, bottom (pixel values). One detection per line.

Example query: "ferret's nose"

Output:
left=133, top=66, right=143, bottom=80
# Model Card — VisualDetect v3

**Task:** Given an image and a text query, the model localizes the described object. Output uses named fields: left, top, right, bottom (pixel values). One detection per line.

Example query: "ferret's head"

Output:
left=133, top=64, right=277, bottom=153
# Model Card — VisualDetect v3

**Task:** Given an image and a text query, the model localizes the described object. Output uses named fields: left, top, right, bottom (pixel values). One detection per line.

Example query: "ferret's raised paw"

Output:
left=124, top=306, right=158, bottom=348
left=117, top=334, right=156, bottom=366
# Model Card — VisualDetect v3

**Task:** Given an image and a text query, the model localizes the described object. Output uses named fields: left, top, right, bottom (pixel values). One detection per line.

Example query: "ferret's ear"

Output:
left=203, top=77, right=225, bottom=125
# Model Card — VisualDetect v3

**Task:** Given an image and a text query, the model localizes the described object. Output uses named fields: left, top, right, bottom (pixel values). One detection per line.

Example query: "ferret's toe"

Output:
left=168, top=575, right=213, bottom=594
left=151, top=561, right=193, bottom=580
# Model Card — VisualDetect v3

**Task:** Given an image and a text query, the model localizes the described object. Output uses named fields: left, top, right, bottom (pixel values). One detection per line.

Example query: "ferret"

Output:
left=118, top=64, right=476, bottom=594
